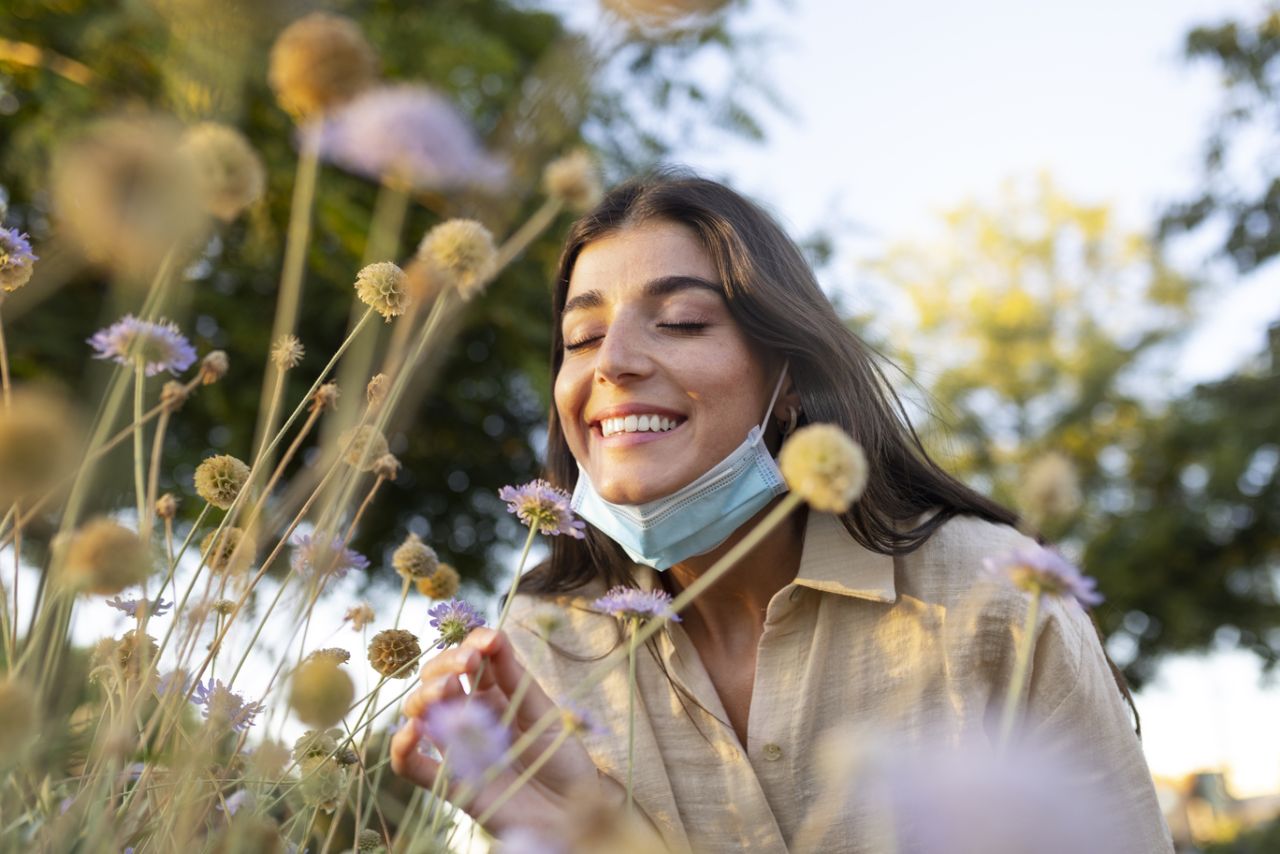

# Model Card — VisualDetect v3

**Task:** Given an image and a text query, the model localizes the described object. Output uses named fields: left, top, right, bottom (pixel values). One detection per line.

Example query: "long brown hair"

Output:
left=523, top=169, right=1018, bottom=595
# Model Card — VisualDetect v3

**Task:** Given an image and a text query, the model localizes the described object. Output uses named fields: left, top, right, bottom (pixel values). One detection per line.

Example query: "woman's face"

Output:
left=554, top=218, right=777, bottom=505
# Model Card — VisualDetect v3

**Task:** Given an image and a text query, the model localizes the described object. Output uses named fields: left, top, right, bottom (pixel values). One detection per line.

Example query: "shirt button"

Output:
left=762, top=743, right=783, bottom=761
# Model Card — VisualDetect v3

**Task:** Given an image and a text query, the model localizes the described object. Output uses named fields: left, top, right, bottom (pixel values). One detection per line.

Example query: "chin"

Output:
left=593, top=470, right=690, bottom=505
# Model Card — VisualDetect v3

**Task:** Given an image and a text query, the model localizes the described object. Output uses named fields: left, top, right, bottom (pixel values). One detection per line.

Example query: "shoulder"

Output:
left=502, top=576, right=622, bottom=664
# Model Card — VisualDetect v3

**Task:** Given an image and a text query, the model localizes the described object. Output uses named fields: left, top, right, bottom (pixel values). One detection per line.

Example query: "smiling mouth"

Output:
left=596, top=414, right=685, bottom=437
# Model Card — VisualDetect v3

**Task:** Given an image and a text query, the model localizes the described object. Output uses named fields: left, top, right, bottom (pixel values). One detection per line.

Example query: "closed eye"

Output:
left=658, top=322, right=709, bottom=333
left=563, top=335, right=601, bottom=352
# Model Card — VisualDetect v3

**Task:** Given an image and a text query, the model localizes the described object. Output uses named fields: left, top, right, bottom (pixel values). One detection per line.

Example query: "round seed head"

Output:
left=297, top=755, right=346, bottom=813
left=367, top=628, right=421, bottom=679
left=354, top=261, right=408, bottom=322
left=0, top=678, right=36, bottom=758
left=416, top=219, right=496, bottom=302
left=271, top=334, right=305, bottom=370
left=543, top=148, right=602, bottom=211
left=178, top=122, right=266, bottom=222
left=414, top=563, right=460, bottom=601
left=160, top=380, right=189, bottom=412
left=199, top=350, right=229, bottom=384
left=392, top=533, right=439, bottom=581
left=62, top=518, right=152, bottom=595
left=340, top=425, right=389, bottom=471
left=194, top=454, right=251, bottom=509
left=310, top=382, right=340, bottom=412
left=155, top=492, right=179, bottom=519
left=777, top=424, right=868, bottom=514
left=0, top=386, right=82, bottom=506
left=357, top=828, right=384, bottom=852
left=371, top=453, right=401, bottom=481
left=268, top=12, right=378, bottom=120
left=290, top=659, right=355, bottom=729
left=200, top=527, right=256, bottom=575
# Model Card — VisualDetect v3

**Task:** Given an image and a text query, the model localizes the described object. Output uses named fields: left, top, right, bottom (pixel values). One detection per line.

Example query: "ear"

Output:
left=771, top=377, right=802, bottom=424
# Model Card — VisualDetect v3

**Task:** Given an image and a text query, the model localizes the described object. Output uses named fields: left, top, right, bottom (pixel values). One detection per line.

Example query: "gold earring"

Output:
left=782, top=406, right=799, bottom=436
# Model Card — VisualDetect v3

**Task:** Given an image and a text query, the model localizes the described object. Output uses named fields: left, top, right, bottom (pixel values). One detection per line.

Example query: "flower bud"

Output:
left=155, top=492, right=179, bottom=519
left=200, top=527, right=256, bottom=575
left=199, top=350, right=229, bottom=385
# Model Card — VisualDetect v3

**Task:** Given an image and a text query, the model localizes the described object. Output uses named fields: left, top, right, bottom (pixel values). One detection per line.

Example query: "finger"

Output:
left=389, top=716, right=442, bottom=789
left=416, top=645, right=481, bottom=685
left=459, top=629, right=562, bottom=730
left=401, top=668, right=466, bottom=721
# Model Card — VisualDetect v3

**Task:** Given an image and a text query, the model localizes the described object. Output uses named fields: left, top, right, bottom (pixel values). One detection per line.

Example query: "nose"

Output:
left=593, top=316, right=653, bottom=385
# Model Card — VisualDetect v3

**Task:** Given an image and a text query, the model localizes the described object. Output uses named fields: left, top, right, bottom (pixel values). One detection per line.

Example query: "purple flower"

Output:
left=592, top=585, right=681, bottom=623
left=498, top=479, right=586, bottom=539
left=156, top=669, right=191, bottom=698
left=498, top=827, right=566, bottom=854
left=218, top=789, right=254, bottom=816
left=290, top=533, right=370, bottom=579
left=421, top=697, right=510, bottom=784
left=87, top=315, right=197, bottom=377
left=106, top=595, right=173, bottom=619
left=311, top=83, right=508, bottom=192
left=0, top=226, right=38, bottom=292
left=191, top=678, right=265, bottom=732
left=983, top=546, right=1103, bottom=607
left=427, top=598, right=486, bottom=649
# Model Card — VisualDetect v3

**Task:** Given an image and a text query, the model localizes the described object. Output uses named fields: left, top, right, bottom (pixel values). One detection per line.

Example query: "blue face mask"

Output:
left=569, top=367, right=790, bottom=571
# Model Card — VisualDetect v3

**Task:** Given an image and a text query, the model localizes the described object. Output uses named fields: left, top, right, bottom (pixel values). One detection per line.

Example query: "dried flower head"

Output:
left=372, top=453, right=401, bottom=481
left=366, top=373, right=389, bottom=407
left=178, top=122, right=266, bottom=222
left=357, top=829, right=385, bottom=852
left=211, top=598, right=237, bottom=616
left=155, top=492, right=179, bottom=519
left=106, top=595, right=173, bottom=619
left=290, top=659, right=355, bottom=728
left=292, top=728, right=342, bottom=761
left=427, top=598, right=486, bottom=649
left=603, top=0, right=730, bottom=28
left=592, top=586, right=681, bottom=623
left=51, top=116, right=204, bottom=279
left=307, top=647, right=350, bottom=667
left=201, top=527, right=256, bottom=575
left=114, top=630, right=160, bottom=681
left=268, top=12, right=378, bottom=120
left=345, top=602, right=376, bottom=631
left=0, top=678, right=36, bottom=758
left=421, top=697, right=510, bottom=784
left=271, top=334, right=305, bottom=370
left=777, top=424, right=869, bottom=514
left=314, top=83, right=508, bottom=191
left=191, top=678, right=265, bottom=732
left=160, top=380, right=189, bottom=411
left=498, top=479, right=586, bottom=538
left=310, top=382, right=340, bottom=412
left=0, top=226, right=37, bottom=292
left=340, top=424, right=390, bottom=471
left=1017, top=452, right=1083, bottom=531
left=199, top=350, right=229, bottom=384
left=367, top=628, right=421, bottom=679
left=291, top=533, right=370, bottom=579
left=62, top=518, right=152, bottom=595
left=543, top=149, right=602, bottom=212
left=417, top=219, right=496, bottom=302
left=392, top=532, right=439, bottom=581
left=88, top=315, right=198, bottom=377
left=983, top=546, right=1103, bottom=607
left=354, top=261, right=408, bottom=322
left=415, top=563, right=460, bottom=600
left=0, top=386, right=82, bottom=505
left=194, top=454, right=251, bottom=509
left=297, top=755, right=347, bottom=813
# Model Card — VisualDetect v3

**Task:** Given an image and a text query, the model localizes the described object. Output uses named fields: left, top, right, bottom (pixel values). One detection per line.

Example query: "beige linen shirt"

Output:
left=506, top=511, right=1173, bottom=853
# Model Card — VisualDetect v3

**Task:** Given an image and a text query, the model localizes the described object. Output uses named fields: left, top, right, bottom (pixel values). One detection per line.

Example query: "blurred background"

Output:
left=2, top=1, right=1278, bottom=850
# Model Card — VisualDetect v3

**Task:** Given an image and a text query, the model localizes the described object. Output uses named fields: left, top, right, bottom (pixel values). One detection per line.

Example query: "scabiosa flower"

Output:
left=155, top=492, right=179, bottom=520
left=310, top=381, right=340, bottom=412
left=289, top=659, right=355, bottom=728
left=356, top=829, right=384, bottom=852
left=0, top=226, right=37, bottom=292
left=417, top=219, right=497, bottom=302
left=306, top=647, right=351, bottom=666
left=292, top=728, right=341, bottom=761
left=291, top=533, right=370, bottom=579
left=193, top=454, right=251, bottom=509
left=592, top=586, right=681, bottom=623
left=339, top=424, right=390, bottom=471
left=427, top=598, right=486, bottom=649
left=268, top=12, right=378, bottom=120
left=155, top=669, right=191, bottom=698
left=198, top=350, right=229, bottom=385
left=498, top=479, right=586, bottom=539
left=61, top=517, right=152, bottom=595
left=191, top=678, right=266, bottom=732
left=345, top=602, right=376, bottom=631
left=372, top=453, right=401, bottom=481
left=298, top=755, right=347, bottom=813
left=106, top=595, right=173, bottom=619
left=421, top=697, right=510, bottom=784
left=354, top=261, right=407, bottom=322
left=314, top=84, right=508, bottom=191
left=983, top=546, right=1103, bottom=607
left=112, top=630, right=160, bottom=682
left=777, top=423, right=869, bottom=513
left=392, top=532, right=439, bottom=581
left=0, top=386, right=82, bottom=506
left=178, top=122, right=266, bottom=222
left=88, top=315, right=198, bottom=377
left=543, top=149, right=602, bottom=212
left=1017, top=452, right=1083, bottom=531
left=218, top=789, right=255, bottom=817
left=367, top=628, right=421, bottom=679
left=271, top=334, right=305, bottom=370
left=160, top=380, right=189, bottom=412
left=415, top=563, right=460, bottom=600
left=201, top=526, right=256, bottom=575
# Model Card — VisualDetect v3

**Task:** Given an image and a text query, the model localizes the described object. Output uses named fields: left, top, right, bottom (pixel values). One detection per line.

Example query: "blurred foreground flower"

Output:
left=191, top=678, right=265, bottom=732
left=61, top=518, right=152, bottom=595
left=0, top=386, right=82, bottom=504
left=592, top=586, right=680, bottom=622
left=290, top=658, right=355, bottom=728
left=268, top=12, right=378, bottom=120
left=778, top=423, right=868, bottom=513
left=427, top=598, right=485, bottom=649
left=1016, top=451, right=1083, bottom=532
left=105, top=595, right=173, bottom=619
left=392, top=532, right=439, bottom=581
left=297, top=755, right=347, bottom=813
left=603, top=0, right=731, bottom=28
left=417, top=219, right=497, bottom=302
left=983, top=546, right=1102, bottom=607
left=421, top=697, right=510, bottom=784
left=0, top=226, right=37, bottom=292
left=291, top=533, right=370, bottom=579
left=340, top=424, right=390, bottom=471
left=367, top=628, right=421, bottom=678
left=88, top=315, right=197, bottom=377
left=544, top=149, right=602, bottom=212
left=178, top=122, right=266, bottom=222
left=345, top=602, right=376, bottom=631
left=0, top=679, right=36, bottom=758
left=314, top=83, right=507, bottom=191
left=499, top=479, right=586, bottom=538
left=193, top=454, right=251, bottom=509
left=201, top=526, right=255, bottom=575
left=415, top=563, right=461, bottom=600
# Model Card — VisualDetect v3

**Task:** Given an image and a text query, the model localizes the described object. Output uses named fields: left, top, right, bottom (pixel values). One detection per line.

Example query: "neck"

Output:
left=661, top=500, right=808, bottom=646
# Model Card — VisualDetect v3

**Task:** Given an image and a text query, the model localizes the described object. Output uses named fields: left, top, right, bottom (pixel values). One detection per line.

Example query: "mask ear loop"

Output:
left=758, top=362, right=790, bottom=434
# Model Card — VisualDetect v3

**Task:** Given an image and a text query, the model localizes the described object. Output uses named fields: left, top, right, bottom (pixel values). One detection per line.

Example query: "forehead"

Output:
left=566, top=219, right=717, bottom=299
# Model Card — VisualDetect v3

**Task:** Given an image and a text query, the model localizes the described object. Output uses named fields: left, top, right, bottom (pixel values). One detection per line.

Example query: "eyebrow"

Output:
left=562, top=275, right=723, bottom=316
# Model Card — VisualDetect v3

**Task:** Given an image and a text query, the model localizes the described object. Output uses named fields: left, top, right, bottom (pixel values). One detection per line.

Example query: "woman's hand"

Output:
left=390, top=627, right=606, bottom=835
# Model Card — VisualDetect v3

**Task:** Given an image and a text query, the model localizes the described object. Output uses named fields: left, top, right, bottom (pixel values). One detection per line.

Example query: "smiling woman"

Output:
left=391, top=172, right=1174, bottom=852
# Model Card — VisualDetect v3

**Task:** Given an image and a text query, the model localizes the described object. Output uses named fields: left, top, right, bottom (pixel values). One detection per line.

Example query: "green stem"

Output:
left=132, top=358, right=148, bottom=540
left=626, top=615, right=639, bottom=814
left=0, top=296, right=12, bottom=412
left=496, top=525, right=539, bottom=632
left=996, top=587, right=1042, bottom=753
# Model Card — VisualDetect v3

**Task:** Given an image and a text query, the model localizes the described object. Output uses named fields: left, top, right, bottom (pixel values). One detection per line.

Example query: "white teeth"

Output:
left=599, top=414, right=680, bottom=437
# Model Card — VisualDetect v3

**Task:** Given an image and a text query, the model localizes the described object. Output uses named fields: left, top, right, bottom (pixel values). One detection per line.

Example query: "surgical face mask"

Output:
left=570, top=367, right=790, bottom=571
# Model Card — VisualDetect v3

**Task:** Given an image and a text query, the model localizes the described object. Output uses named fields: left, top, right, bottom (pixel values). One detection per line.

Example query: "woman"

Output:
left=391, top=173, right=1173, bottom=852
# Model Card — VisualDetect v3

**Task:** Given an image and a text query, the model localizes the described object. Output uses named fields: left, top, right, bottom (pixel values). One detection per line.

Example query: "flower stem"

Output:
left=0, top=295, right=12, bottom=412
left=996, top=587, right=1042, bottom=753
left=474, top=727, right=572, bottom=827
left=496, top=525, right=538, bottom=632
left=132, top=357, right=149, bottom=540
left=627, top=614, right=639, bottom=814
